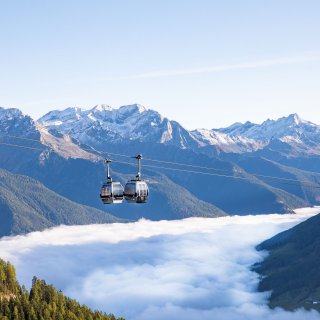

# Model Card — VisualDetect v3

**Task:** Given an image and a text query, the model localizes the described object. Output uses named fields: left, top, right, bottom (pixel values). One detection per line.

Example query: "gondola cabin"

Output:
left=100, top=158, right=124, bottom=204
left=124, top=179, right=149, bottom=203
left=100, top=181, right=124, bottom=204
left=124, top=154, right=149, bottom=203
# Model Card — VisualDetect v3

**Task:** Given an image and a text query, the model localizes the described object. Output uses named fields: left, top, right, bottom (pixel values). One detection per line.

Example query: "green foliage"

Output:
left=0, top=258, right=124, bottom=320
left=0, top=260, right=19, bottom=296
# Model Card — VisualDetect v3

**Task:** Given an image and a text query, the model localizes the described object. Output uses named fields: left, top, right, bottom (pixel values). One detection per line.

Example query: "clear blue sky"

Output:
left=0, top=0, right=319, bottom=129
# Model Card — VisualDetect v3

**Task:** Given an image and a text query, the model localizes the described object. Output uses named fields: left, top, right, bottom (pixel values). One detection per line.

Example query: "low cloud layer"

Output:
left=0, top=208, right=319, bottom=320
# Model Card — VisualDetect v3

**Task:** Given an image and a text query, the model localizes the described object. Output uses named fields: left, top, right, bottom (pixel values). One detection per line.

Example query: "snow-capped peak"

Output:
left=36, top=105, right=320, bottom=155
left=261, top=113, right=305, bottom=127
left=191, top=128, right=264, bottom=152
left=92, top=104, right=113, bottom=112
left=37, top=103, right=200, bottom=149
left=118, top=104, right=147, bottom=114
left=134, top=104, right=147, bottom=113
left=216, top=121, right=255, bottom=136
left=216, top=113, right=319, bottom=140
left=39, top=107, right=85, bottom=125
left=0, top=106, right=38, bottom=137
left=194, top=113, right=320, bottom=154
left=0, top=106, right=25, bottom=120
left=287, top=113, right=304, bottom=125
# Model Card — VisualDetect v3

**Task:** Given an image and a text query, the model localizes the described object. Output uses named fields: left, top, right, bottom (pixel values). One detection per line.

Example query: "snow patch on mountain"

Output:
left=2, top=104, right=320, bottom=156
left=217, top=113, right=320, bottom=141
left=38, top=105, right=320, bottom=155
left=214, top=113, right=320, bottom=155
left=191, top=128, right=265, bottom=152
left=0, top=107, right=39, bottom=138
left=38, top=104, right=195, bottom=148
left=215, top=121, right=256, bottom=136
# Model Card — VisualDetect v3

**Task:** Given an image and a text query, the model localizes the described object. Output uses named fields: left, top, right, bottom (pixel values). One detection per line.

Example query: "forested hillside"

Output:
left=254, top=213, right=320, bottom=311
left=0, top=258, right=123, bottom=319
left=0, top=169, right=123, bottom=237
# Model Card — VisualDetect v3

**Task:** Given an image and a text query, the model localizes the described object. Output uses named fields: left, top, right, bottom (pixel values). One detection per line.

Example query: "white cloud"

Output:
left=0, top=208, right=319, bottom=320
left=108, top=54, right=320, bottom=81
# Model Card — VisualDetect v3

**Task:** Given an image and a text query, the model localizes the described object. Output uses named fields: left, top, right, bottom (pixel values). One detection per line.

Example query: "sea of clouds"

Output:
left=0, top=207, right=320, bottom=320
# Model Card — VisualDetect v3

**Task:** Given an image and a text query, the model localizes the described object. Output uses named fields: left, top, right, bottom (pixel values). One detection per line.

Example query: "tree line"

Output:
left=0, top=259, right=124, bottom=320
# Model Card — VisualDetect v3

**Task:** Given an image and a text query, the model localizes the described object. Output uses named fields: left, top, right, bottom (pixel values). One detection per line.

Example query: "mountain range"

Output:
left=1, top=104, right=320, bottom=314
left=37, top=104, right=320, bottom=156
left=0, top=104, right=320, bottom=235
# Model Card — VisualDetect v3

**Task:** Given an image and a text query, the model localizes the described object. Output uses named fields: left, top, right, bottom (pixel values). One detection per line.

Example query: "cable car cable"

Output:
left=0, top=141, right=51, bottom=152
left=0, top=132, right=230, bottom=170
left=0, top=133, right=45, bottom=144
left=1, top=134, right=320, bottom=189
left=80, top=147, right=320, bottom=186
left=112, top=159, right=320, bottom=189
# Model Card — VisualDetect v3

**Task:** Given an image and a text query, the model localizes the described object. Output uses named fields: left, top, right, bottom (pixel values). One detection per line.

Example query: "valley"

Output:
left=1, top=105, right=320, bottom=234
left=1, top=105, right=320, bottom=317
left=0, top=211, right=318, bottom=320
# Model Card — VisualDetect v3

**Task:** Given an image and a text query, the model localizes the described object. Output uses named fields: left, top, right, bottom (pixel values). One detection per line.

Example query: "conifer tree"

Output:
left=0, top=258, right=123, bottom=320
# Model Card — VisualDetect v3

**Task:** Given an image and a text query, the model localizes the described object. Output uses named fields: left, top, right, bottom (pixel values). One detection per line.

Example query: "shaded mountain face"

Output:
left=0, top=105, right=320, bottom=223
left=0, top=108, right=227, bottom=221
left=37, top=104, right=320, bottom=208
left=253, top=210, right=320, bottom=311
left=0, top=169, right=122, bottom=237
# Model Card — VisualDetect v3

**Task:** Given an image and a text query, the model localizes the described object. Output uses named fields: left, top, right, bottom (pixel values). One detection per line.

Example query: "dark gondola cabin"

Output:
left=124, top=179, right=149, bottom=203
left=100, top=159, right=124, bottom=204
left=124, top=154, right=149, bottom=203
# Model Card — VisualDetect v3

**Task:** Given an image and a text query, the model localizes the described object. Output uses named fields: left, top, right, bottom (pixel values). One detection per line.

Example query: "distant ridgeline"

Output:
left=1, top=106, right=320, bottom=228
left=0, top=258, right=123, bottom=320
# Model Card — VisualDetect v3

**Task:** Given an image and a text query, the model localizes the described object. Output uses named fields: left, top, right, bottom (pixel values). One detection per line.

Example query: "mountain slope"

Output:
left=105, top=173, right=226, bottom=220
left=0, top=129, right=312, bottom=217
left=253, top=209, right=320, bottom=311
left=191, top=128, right=264, bottom=153
left=0, top=107, right=39, bottom=139
left=31, top=141, right=307, bottom=216
left=217, top=113, right=320, bottom=140
left=220, top=155, right=320, bottom=205
left=0, top=138, right=228, bottom=221
left=1, top=106, right=320, bottom=218
left=216, top=113, right=320, bottom=156
left=38, top=104, right=198, bottom=149
left=37, top=104, right=320, bottom=159
left=0, top=107, right=228, bottom=220
left=0, top=169, right=122, bottom=237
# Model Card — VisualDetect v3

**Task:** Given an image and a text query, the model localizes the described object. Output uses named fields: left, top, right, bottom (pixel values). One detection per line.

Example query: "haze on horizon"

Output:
left=0, top=0, right=319, bottom=129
